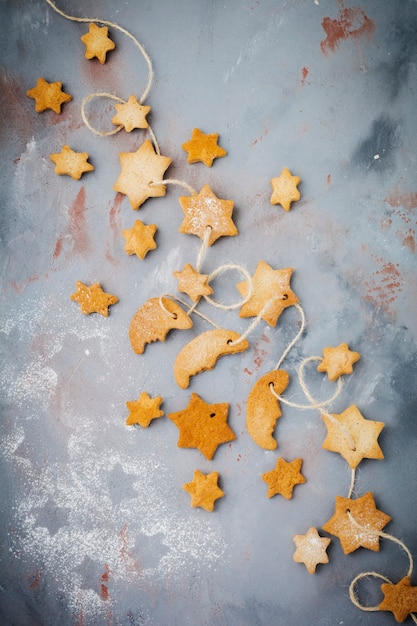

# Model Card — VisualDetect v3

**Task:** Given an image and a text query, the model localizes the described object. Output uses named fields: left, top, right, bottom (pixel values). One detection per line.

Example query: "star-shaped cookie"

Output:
left=114, top=139, right=172, bottom=210
left=122, top=219, right=157, bottom=259
left=126, top=392, right=164, bottom=427
left=237, top=261, right=298, bottom=326
left=378, top=576, right=417, bottom=623
left=70, top=281, right=118, bottom=317
left=179, top=184, right=237, bottom=245
left=262, top=457, right=306, bottom=499
left=293, top=527, right=331, bottom=574
left=322, top=405, right=384, bottom=469
left=317, top=343, right=361, bottom=381
left=112, top=95, right=151, bottom=132
left=183, top=470, right=225, bottom=512
left=322, top=492, right=391, bottom=554
left=81, top=23, right=116, bottom=64
left=50, top=146, right=94, bottom=180
left=173, top=264, right=213, bottom=302
left=270, top=167, right=301, bottom=211
left=181, top=128, right=227, bottom=167
left=26, top=77, right=72, bottom=113
left=168, top=392, right=236, bottom=460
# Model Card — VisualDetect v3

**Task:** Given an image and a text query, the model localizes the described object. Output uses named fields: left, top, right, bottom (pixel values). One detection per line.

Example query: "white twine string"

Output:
left=205, top=264, right=253, bottom=310
left=274, top=303, right=306, bottom=370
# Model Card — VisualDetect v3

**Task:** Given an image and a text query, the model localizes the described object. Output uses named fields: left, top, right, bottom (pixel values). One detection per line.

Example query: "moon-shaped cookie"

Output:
left=246, top=369, right=289, bottom=450
left=174, top=329, right=249, bottom=389
left=129, top=297, right=193, bottom=354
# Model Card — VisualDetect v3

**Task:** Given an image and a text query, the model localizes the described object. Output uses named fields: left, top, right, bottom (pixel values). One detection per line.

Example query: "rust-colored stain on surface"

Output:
left=106, top=192, right=124, bottom=263
left=53, top=186, right=91, bottom=263
left=300, top=66, right=309, bottom=87
left=364, top=256, right=403, bottom=316
left=384, top=189, right=417, bottom=211
left=321, top=6, right=375, bottom=54
left=100, top=563, right=111, bottom=601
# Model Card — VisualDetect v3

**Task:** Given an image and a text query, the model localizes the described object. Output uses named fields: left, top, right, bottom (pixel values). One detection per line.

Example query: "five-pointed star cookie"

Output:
left=378, top=576, right=417, bottom=623
left=237, top=261, right=298, bottom=326
left=179, top=184, right=237, bottom=245
left=70, top=281, right=118, bottom=317
left=122, top=219, right=157, bottom=259
left=262, top=457, right=306, bottom=499
left=81, top=23, right=116, bottom=64
left=293, top=527, right=331, bottom=574
left=183, top=470, right=225, bottom=512
left=126, top=392, right=164, bottom=427
left=112, top=95, right=151, bottom=132
left=26, top=77, right=72, bottom=113
left=322, top=405, right=384, bottom=469
left=114, top=139, right=172, bottom=210
left=181, top=128, right=227, bottom=167
left=168, top=392, right=236, bottom=460
left=317, top=343, right=361, bottom=381
left=270, top=167, right=301, bottom=211
left=322, top=492, right=391, bottom=554
left=173, top=263, right=213, bottom=302
left=50, top=145, right=94, bottom=180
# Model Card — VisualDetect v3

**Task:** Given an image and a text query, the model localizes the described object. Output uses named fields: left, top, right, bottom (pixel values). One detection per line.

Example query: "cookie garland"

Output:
left=28, top=2, right=416, bottom=623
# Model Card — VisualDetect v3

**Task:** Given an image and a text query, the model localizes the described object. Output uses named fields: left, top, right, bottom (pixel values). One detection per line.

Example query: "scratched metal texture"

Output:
left=1, top=0, right=416, bottom=624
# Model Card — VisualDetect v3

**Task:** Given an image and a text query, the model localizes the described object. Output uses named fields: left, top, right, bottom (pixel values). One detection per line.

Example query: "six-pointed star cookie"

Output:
left=293, top=527, right=331, bottom=574
left=317, top=343, right=361, bottom=381
left=126, top=392, right=164, bottom=427
left=322, top=404, right=384, bottom=469
left=168, top=392, right=236, bottom=460
left=173, top=264, right=213, bottom=302
left=237, top=261, right=298, bottom=326
left=112, top=95, right=151, bottom=132
left=270, top=167, right=301, bottom=211
left=26, top=77, right=72, bottom=113
left=378, top=576, right=417, bottom=623
left=179, top=184, right=237, bottom=245
left=70, top=281, right=118, bottom=317
left=114, top=139, right=172, bottom=210
left=183, top=470, right=225, bottom=512
left=262, top=457, right=306, bottom=499
left=182, top=128, right=227, bottom=167
left=322, top=492, right=391, bottom=554
left=81, top=23, right=116, bottom=64
left=50, top=145, right=94, bottom=180
left=122, top=219, right=157, bottom=259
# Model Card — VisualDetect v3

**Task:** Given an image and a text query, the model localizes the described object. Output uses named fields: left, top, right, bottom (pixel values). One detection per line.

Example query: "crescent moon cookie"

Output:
left=246, top=369, right=290, bottom=450
left=80, top=23, right=116, bottom=64
left=26, top=77, right=72, bottom=113
left=129, top=297, right=193, bottom=355
left=181, top=128, right=227, bottom=167
left=270, top=167, right=301, bottom=211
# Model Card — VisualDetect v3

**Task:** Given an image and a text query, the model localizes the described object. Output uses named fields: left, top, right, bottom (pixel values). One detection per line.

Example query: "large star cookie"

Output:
left=126, top=392, right=164, bottom=427
left=270, top=167, right=301, bottom=211
left=179, top=184, right=237, bottom=245
left=183, top=470, right=225, bottom=512
left=168, top=392, right=236, bottom=460
left=173, top=264, right=213, bottom=302
left=70, top=281, right=118, bottom=317
left=50, top=146, right=94, bottom=180
left=122, top=219, right=157, bottom=259
left=322, top=404, right=384, bottom=469
left=81, top=23, right=116, bottom=64
left=26, top=77, right=72, bottom=113
left=237, top=261, right=298, bottom=326
left=114, top=139, right=172, bottom=210
left=317, top=343, right=360, bottom=381
left=262, top=457, right=306, bottom=499
left=112, top=95, right=151, bottom=132
left=293, top=527, right=331, bottom=574
left=378, top=577, right=417, bottom=623
left=182, top=128, right=227, bottom=167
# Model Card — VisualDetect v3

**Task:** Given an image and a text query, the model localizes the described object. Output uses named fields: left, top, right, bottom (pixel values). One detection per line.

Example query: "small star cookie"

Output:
left=50, top=146, right=94, bottom=180
left=179, top=184, right=237, bottom=245
left=114, top=139, right=172, bottom=210
left=270, top=167, right=301, bottom=211
left=122, top=219, right=157, bottom=259
left=317, top=343, right=361, bottom=381
left=126, top=392, right=164, bottom=427
left=112, top=95, right=151, bottom=132
left=81, top=23, right=116, bottom=64
left=26, top=77, right=72, bottom=113
left=173, top=264, right=213, bottom=302
left=293, top=527, right=331, bottom=574
left=70, top=281, right=118, bottom=317
left=262, top=457, right=306, bottom=499
left=183, top=470, right=225, bottom=512
left=182, top=128, right=227, bottom=167
left=378, top=576, right=417, bottom=623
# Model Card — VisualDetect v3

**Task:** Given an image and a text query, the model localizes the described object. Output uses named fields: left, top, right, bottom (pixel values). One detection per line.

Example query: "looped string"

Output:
left=349, top=571, right=392, bottom=613
left=228, top=295, right=287, bottom=347
left=274, top=303, right=306, bottom=370
left=81, top=93, right=125, bottom=136
left=205, top=264, right=253, bottom=310
left=150, top=179, right=198, bottom=197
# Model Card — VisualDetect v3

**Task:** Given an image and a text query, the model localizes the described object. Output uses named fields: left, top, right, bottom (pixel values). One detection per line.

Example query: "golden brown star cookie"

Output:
left=270, top=167, right=301, bottom=211
left=50, top=145, right=94, bottom=180
left=168, top=392, right=236, bottom=460
left=179, top=184, right=237, bottom=245
left=317, top=343, right=361, bottom=381
left=122, top=219, right=157, bottom=259
left=112, top=95, right=151, bottom=132
left=126, top=392, right=164, bottom=427
left=182, top=128, right=227, bottom=167
left=81, top=23, right=116, bottom=64
left=173, top=264, right=213, bottom=302
left=293, top=527, right=331, bottom=574
left=322, top=492, right=391, bottom=554
left=262, top=457, right=306, bottom=499
left=183, top=470, right=225, bottom=512
left=26, top=77, right=72, bottom=113
left=70, top=281, right=118, bottom=317
left=322, top=405, right=384, bottom=469
left=378, top=577, right=417, bottom=623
